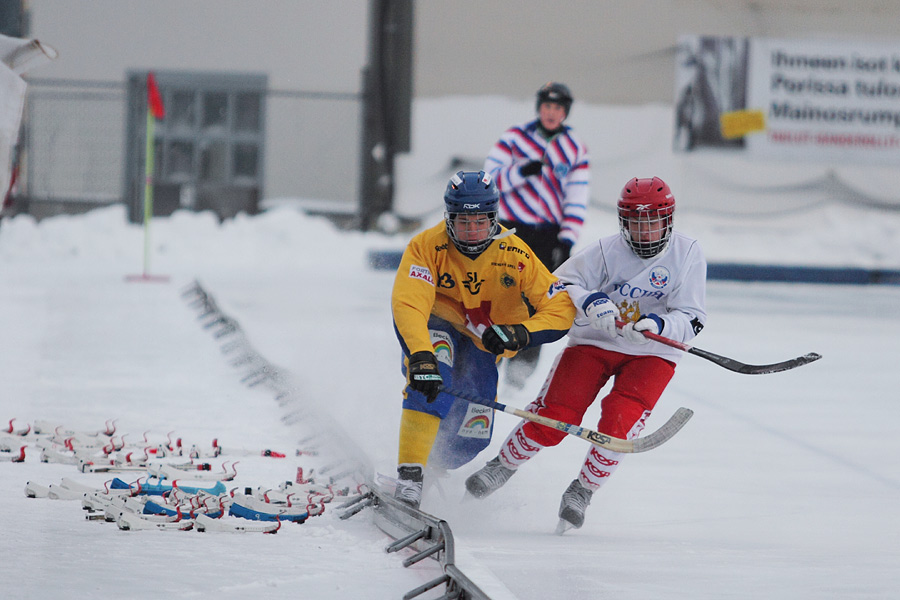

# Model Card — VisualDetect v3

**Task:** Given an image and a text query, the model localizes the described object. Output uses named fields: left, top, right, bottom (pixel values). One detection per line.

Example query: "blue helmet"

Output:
left=443, top=170, right=500, bottom=254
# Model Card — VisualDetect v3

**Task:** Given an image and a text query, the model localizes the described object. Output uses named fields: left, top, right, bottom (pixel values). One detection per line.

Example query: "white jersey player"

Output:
left=464, top=176, right=708, bottom=532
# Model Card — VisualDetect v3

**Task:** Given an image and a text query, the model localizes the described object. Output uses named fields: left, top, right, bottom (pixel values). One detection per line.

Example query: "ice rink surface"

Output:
left=0, top=206, right=897, bottom=599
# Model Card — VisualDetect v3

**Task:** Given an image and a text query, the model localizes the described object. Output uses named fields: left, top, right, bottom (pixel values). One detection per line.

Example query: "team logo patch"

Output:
left=648, top=267, right=670, bottom=289
left=517, top=262, right=525, bottom=272
left=547, top=279, right=566, bottom=298
left=409, top=264, right=434, bottom=286
left=553, top=163, right=570, bottom=178
left=500, top=274, right=515, bottom=288
left=457, top=405, right=492, bottom=439
left=430, top=330, right=454, bottom=366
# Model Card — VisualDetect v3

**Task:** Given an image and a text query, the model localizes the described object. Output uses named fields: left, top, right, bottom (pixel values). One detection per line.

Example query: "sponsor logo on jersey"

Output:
left=429, top=330, right=454, bottom=366
left=500, top=274, right=515, bottom=288
left=547, top=279, right=567, bottom=298
left=649, top=266, right=670, bottom=289
left=434, top=243, right=448, bottom=252
left=409, top=265, right=434, bottom=286
left=691, top=317, right=705, bottom=335
left=497, top=242, right=531, bottom=259
left=457, top=405, right=492, bottom=439
left=518, top=262, right=525, bottom=272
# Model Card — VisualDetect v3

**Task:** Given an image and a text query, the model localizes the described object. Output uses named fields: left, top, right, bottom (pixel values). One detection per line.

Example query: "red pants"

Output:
left=523, top=345, right=676, bottom=446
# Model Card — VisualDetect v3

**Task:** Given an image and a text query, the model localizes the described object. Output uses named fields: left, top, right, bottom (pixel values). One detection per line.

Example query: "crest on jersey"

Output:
left=553, top=163, right=570, bottom=178
left=649, top=266, right=670, bottom=289
left=500, top=273, right=515, bottom=288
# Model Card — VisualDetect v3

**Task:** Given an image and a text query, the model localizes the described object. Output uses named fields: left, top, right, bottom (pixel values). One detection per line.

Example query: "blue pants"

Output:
left=402, top=316, right=499, bottom=470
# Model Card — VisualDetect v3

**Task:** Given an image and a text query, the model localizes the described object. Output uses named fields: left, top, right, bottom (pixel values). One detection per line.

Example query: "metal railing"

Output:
left=339, top=487, right=493, bottom=600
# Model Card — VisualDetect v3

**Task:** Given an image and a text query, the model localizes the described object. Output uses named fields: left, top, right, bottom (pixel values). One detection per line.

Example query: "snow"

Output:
left=1, top=100, right=900, bottom=599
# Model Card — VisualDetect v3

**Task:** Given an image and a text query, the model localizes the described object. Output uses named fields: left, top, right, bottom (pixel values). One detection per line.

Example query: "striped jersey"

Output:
left=483, top=119, right=590, bottom=247
left=391, top=222, right=576, bottom=358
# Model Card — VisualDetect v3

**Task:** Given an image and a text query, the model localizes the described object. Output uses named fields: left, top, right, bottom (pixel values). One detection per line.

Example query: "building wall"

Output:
left=25, top=0, right=370, bottom=206
left=27, top=0, right=368, bottom=91
left=30, top=0, right=900, bottom=114
left=22, top=1, right=900, bottom=210
left=414, top=1, right=900, bottom=104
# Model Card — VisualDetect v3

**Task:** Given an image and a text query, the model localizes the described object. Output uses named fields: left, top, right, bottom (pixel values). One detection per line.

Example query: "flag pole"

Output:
left=143, top=107, right=155, bottom=276
left=126, top=71, right=169, bottom=283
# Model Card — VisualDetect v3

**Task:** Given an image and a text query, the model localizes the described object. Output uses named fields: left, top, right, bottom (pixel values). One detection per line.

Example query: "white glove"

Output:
left=621, top=315, right=662, bottom=345
left=583, top=294, right=620, bottom=339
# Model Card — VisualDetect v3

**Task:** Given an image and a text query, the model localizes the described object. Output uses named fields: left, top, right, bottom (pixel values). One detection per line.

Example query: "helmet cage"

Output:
left=618, top=208, right=673, bottom=259
left=445, top=210, right=499, bottom=254
left=617, top=177, right=675, bottom=259
left=443, top=170, right=500, bottom=254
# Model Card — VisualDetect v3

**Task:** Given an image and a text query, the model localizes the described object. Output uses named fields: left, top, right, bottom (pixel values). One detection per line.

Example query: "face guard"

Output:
left=444, top=171, right=500, bottom=254
left=617, top=177, right=675, bottom=259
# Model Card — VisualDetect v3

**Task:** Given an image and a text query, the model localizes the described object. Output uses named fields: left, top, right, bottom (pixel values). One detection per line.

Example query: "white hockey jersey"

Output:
left=555, top=231, right=707, bottom=364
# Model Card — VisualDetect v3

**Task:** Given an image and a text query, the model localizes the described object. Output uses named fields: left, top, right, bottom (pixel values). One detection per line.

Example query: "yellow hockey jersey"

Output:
left=392, top=222, right=575, bottom=357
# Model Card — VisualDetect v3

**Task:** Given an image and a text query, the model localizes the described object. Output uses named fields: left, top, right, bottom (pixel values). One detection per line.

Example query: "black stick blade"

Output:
left=690, top=348, right=822, bottom=375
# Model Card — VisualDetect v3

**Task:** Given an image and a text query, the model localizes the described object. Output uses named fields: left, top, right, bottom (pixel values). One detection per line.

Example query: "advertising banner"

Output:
left=674, top=35, right=900, bottom=164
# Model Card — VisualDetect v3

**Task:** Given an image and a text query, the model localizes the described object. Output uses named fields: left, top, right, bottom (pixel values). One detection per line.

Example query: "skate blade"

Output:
left=555, top=519, right=574, bottom=535
left=460, top=491, right=478, bottom=504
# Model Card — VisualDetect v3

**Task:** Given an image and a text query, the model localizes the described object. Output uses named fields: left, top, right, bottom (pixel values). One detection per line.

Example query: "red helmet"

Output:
left=617, top=177, right=675, bottom=258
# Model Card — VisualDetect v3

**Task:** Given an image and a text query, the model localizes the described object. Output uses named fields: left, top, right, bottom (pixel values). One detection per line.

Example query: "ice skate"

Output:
left=554, top=519, right=575, bottom=535
left=556, top=479, right=593, bottom=533
left=394, top=465, right=424, bottom=509
left=465, top=456, right=516, bottom=499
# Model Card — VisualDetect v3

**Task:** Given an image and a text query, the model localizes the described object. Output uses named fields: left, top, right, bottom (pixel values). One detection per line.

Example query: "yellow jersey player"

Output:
left=391, top=170, right=576, bottom=508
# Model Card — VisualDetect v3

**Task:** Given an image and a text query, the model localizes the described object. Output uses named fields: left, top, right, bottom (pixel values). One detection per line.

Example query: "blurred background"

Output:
left=2, top=0, right=900, bottom=273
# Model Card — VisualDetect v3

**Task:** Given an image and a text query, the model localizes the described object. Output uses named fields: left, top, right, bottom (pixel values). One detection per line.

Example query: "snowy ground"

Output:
left=1, top=204, right=898, bottom=599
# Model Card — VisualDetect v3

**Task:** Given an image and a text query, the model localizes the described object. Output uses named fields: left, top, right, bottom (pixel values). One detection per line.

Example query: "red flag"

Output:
left=147, top=72, right=165, bottom=119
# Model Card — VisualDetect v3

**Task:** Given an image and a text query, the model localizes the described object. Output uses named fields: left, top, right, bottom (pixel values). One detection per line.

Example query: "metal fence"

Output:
left=16, top=78, right=363, bottom=221
left=21, top=79, right=124, bottom=216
